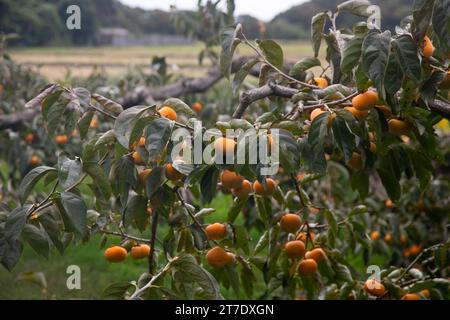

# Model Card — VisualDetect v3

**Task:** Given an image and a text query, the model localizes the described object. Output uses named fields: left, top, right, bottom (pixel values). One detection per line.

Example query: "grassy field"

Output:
left=6, top=41, right=314, bottom=81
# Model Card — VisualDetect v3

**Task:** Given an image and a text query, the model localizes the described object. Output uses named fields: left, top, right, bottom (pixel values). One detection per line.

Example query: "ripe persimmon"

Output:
left=192, top=102, right=203, bottom=113
left=131, top=244, right=151, bottom=260
left=90, top=117, right=98, bottom=128
left=280, top=214, right=302, bottom=233
left=388, top=119, right=409, bottom=136
left=104, top=246, right=128, bottom=263
left=310, top=108, right=326, bottom=122
left=347, top=152, right=363, bottom=171
left=363, top=279, right=385, bottom=297
left=284, top=240, right=306, bottom=259
left=384, top=233, right=393, bottom=243
left=370, top=230, right=380, bottom=241
left=231, top=179, right=252, bottom=198
left=312, top=77, right=328, bottom=89
left=132, top=151, right=145, bottom=165
left=25, top=133, right=34, bottom=143
left=253, top=178, right=277, bottom=196
left=375, top=105, right=392, bottom=118
left=344, top=106, right=368, bottom=120
left=385, top=199, right=394, bottom=208
left=214, top=137, right=236, bottom=156
left=352, top=91, right=379, bottom=111
left=297, top=231, right=315, bottom=242
left=305, top=248, right=326, bottom=262
left=29, top=155, right=41, bottom=166
left=206, top=246, right=231, bottom=268
left=401, top=293, right=421, bottom=300
left=55, top=134, right=68, bottom=145
left=139, top=169, right=152, bottom=185
left=165, top=163, right=184, bottom=181
left=422, top=36, right=434, bottom=58
left=369, top=142, right=377, bottom=153
left=158, top=106, right=177, bottom=121
left=220, top=170, right=244, bottom=189
left=297, top=259, right=318, bottom=276
left=205, top=223, right=227, bottom=240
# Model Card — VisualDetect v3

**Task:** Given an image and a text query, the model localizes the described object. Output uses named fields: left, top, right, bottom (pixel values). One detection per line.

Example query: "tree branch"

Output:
left=233, top=82, right=298, bottom=118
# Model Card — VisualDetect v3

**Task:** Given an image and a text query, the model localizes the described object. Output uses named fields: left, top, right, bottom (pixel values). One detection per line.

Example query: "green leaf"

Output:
left=361, top=30, right=391, bottom=94
left=170, top=253, right=222, bottom=300
left=234, top=225, right=250, bottom=255
left=308, top=111, right=330, bottom=154
left=59, top=192, right=88, bottom=235
left=232, top=58, right=259, bottom=96
left=77, top=111, right=94, bottom=140
left=421, top=70, right=446, bottom=106
left=228, top=197, right=246, bottom=223
left=5, top=206, right=31, bottom=240
left=377, top=154, right=401, bottom=201
left=392, top=34, right=422, bottom=84
left=46, top=101, right=66, bottom=136
left=92, top=93, right=123, bottom=114
left=337, top=0, right=371, bottom=17
left=18, top=166, right=57, bottom=204
left=22, top=224, right=50, bottom=258
left=95, top=130, right=116, bottom=147
left=384, top=53, right=404, bottom=95
left=16, top=272, right=47, bottom=290
left=41, top=89, right=63, bottom=119
left=58, top=158, right=82, bottom=190
left=412, top=0, right=436, bottom=41
left=83, top=162, right=112, bottom=199
left=0, top=238, right=22, bottom=271
left=257, top=40, right=284, bottom=70
left=145, top=167, right=166, bottom=199
left=289, top=57, right=321, bottom=77
left=114, top=105, right=150, bottom=149
left=163, top=98, right=195, bottom=118
left=38, top=214, right=64, bottom=254
left=219, top=24, right=242, bottom=79
left=145, top=118, right=174, bottom=161
left=351, top=170, right=369, bottom=199
left=254, top=230, right=269, bottom=254
left=335, top=263, right=353, bottom=282
left=123, top=194, right=147, bottom=231
left=432, top=0, right=450, bottom=52
left=200, top=166, right=219, bottom=204
left=332, top=116, right=355, bottom=162
left=341, top=35, right=364, bottom=75
left=102, top=282, right=133, bottom=300
left=311, top=12, right=330, bottom=57
left=324, top=209, right=338, bottom=238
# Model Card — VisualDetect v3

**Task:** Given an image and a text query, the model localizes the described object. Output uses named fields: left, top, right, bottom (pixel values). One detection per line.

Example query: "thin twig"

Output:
left=148, top=209, right=159, bottom=274
left=241, top=34, right=318, bottom=89
left=99, top=229, right=151, bottom=244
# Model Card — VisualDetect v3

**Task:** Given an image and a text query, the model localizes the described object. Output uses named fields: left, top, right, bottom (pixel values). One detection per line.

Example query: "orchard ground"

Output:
left=5, top=41, right=318, bottom=81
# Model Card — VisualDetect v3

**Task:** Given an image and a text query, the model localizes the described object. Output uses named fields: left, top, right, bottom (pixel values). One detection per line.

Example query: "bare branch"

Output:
left=233, top=82, right=297, bottom=118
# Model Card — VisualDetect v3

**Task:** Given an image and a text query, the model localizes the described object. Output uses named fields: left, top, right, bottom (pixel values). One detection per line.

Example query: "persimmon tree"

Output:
left=1, top=0, right=449, bottom=300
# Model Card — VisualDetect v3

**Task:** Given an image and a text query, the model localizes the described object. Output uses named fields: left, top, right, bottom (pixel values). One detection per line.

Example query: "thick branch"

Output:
left=118, top=56, right=255, bottom=108
left=0, top=109, right=39, bottom=130
left=233, top=82, right=297, bottom=118
left=233, top=83, right=450, bottom=120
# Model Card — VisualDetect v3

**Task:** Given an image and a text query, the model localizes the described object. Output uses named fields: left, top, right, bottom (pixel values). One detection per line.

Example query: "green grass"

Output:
left=0, top=235, right=147, bottom=299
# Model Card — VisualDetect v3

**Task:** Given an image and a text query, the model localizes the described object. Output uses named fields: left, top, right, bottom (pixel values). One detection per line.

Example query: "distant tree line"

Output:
left=0, top=0, right=414, bottom=46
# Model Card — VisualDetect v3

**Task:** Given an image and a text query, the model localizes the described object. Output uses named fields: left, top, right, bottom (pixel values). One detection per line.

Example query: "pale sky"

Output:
left=119, top=0, right=307, bottom=21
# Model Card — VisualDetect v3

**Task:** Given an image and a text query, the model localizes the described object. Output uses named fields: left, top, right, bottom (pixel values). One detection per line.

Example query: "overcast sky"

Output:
left=119, top=0, right=307, bottom=21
